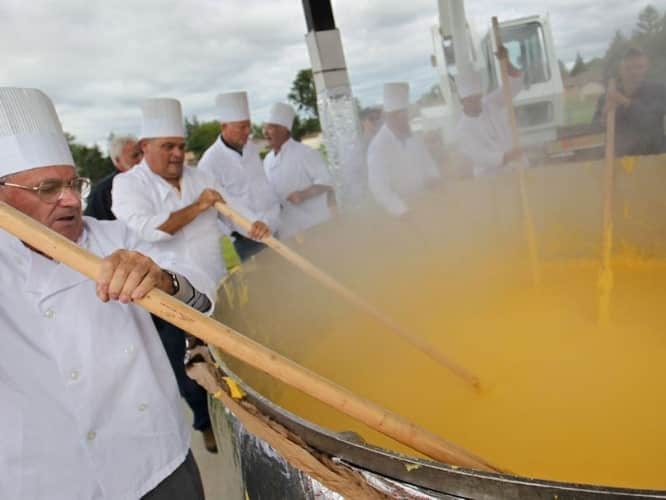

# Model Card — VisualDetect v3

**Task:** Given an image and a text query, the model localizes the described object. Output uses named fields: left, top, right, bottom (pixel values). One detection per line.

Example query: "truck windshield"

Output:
left=502, top=22, right=552, bottom=86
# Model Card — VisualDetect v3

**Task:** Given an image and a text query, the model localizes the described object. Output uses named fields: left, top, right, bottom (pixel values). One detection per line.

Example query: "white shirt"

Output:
left=198, top=137, right=281, bottom=234
left=112, top=160, right=257, bottom=287
left=263, top=138, right=334, bottom=239
left=339, top=138, right=369, bottom=208
left=0, top=218, right=212, bottom=500
left=455, top=75, right=523, bottom=177
left=367, top=124, right=440, bottom=216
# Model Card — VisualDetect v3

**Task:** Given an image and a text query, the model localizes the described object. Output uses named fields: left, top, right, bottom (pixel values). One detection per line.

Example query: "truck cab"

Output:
left=428, top=2, right=564, bottom=147
left=481, top=15, right=564, bottom=145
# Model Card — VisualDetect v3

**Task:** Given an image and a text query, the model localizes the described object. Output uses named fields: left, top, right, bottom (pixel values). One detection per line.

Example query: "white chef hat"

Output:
left=0, top=87, right=75, bottom=178
left=383, top=82, right=410, bottom=112
left=139, top=98, right=185, bottom=140
left=456, top=70, right=483, bottom=99
left=216, top=91, right=250, bottom=123
left=267, top=102, right=295, bottom=131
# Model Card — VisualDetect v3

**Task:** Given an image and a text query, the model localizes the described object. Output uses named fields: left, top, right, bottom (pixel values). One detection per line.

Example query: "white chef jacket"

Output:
left=0, top=217, right=213, bottom=500
left=367, top=124, right=440, bottom=216
left=454, top=75, right=523, bottom=177
left=198, top=136, right=281, bottom=234
left=263, top=138, right=334, bottom=239
left=112, top=160, right=258, bottom=287
left=339, top=138, right=369, bottom=208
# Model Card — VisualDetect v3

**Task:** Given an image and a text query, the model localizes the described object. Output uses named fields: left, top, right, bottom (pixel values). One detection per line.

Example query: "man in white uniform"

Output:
left=263, top=102, right=336, bottom=239
left=112, top=97, right=270, bottom=453
left=0, top=87, right=215, bottom=499
left=367, top=82, right=440, bottom=216
left=339, top=106, right=383, bottom=208
left=198, top=91, right=281, bottom=259
left=454, top=47, right=525, bottom=177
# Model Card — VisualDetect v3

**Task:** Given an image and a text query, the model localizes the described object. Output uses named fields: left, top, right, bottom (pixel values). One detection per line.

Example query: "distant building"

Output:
left=563, top=66, right=604, bottom=100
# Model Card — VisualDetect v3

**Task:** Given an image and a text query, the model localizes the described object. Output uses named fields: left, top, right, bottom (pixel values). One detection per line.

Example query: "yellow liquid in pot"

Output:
left=225, top=256, right=666, bottom=490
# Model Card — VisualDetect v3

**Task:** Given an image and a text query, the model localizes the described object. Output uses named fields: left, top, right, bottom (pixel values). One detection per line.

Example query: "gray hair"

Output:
left=108, top=135, right=138, bottom=167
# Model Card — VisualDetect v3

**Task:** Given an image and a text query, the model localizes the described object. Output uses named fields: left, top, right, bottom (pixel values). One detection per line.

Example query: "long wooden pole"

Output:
left=491, top=17, right=541, bottom=286
left=216, top=202, right=481, bottom=390
left=0, top=201, right=501, bottom=472
left=598, top=79, right=617, bottom=325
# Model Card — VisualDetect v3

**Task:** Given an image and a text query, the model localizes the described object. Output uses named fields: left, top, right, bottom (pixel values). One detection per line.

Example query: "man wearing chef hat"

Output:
left=0, top=87, right=215, bottom=499
left=263, top=102, right=336, bottom=239
left=367, top=82, right=441, bottom=216
left=454, top=47, right=525, bottom=177
left=111, top=97, right=271, bottom=453
left=198, top=91, right=281, bottom=260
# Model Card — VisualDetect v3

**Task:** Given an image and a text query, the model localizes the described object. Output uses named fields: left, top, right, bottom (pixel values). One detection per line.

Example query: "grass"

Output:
left=564, top=94, right=598, bottom=126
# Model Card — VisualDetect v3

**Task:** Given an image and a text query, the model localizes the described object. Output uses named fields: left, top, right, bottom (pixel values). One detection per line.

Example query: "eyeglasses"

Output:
left=0, top=177, right=91, bottom=204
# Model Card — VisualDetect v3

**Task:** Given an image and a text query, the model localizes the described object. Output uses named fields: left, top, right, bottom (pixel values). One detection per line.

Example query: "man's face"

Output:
left=462, top=95, right=483, bottom=117
left=264, top=123, right=290, bottom=151
left=362, top=112, right=382, bottom=139
left=620, top=55, right=649, bottom=89
left=221, top=120, right=251, bottom=150
left=0, top=165, right=84, bottom=242
left=116, top=141, right=142, bottom=172
left=141, top=137, right=186, bottom=184
left=385, top=109, right=411, bottom=138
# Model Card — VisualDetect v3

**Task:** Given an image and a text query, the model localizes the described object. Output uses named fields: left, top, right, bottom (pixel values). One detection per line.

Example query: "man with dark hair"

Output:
left=84, top=135, right=142, bottom=220
left=593, top=48, right=666, bottom=156
left=263, top=102, right=336, bottom=238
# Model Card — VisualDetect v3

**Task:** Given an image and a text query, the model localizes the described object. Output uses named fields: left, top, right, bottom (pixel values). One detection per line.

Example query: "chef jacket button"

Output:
left=70, top=371, right=80, bottom=381
left=125, top=345, right=135, bottom=354
left=138, top=404, right=148, bottom=412
left=86, top=431, right=96, bottom=441
left=44, top=309, right=55, bottom=319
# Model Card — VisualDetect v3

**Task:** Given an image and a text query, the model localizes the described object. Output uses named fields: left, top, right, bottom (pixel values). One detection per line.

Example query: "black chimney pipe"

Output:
left=302, top=0, right=336, bottom=32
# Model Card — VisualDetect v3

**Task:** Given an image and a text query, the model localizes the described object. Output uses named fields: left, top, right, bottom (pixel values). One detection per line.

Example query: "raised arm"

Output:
left=158, top=189, right=224, bottom=235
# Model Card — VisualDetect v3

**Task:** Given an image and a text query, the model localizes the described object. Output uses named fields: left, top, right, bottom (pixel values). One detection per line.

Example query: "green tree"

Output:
left=185, top=117, right=220, bottom=158
left=599, top=6, right=666, bottom=83
left=251, top=123, right=265, bottom=139
left=634, top=5, right=662, bottom=37
left=287, top=69, right=322, bottom=140
left=65, top=133, right=114, bottom=185
left=569, top=52, right=586, bottom=77
left=288, top=69, right=319, bottom=118
left=291, top=115, right=321, bottom=141
left=602, top=30, right=630, bottom=80
left=639, top=8, right=666, bottom=82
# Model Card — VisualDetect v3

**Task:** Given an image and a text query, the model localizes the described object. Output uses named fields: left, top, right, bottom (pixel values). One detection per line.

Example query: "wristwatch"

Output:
left=163, top=270, right=180, bottom=295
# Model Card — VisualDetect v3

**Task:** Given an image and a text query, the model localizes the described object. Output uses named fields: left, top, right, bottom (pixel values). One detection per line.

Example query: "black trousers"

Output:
left=152, top=315, right=211, bottom=431
left=142, top=451, right=205, bottom=500
left=231, top=231, right=266, bottom=261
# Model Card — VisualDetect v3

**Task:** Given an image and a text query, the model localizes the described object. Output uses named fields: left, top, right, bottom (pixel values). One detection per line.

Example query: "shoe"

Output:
left=201, top=427, right=218, bottom=454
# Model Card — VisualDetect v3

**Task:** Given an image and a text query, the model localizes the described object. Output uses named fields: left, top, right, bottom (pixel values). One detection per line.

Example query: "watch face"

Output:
left=165, top=270, right=179, bottom=294
left=171, top=273, right=180, bottom=294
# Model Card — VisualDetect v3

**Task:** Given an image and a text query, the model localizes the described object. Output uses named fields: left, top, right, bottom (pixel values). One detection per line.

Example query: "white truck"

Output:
left=426, top=0, right=564, bottom=147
